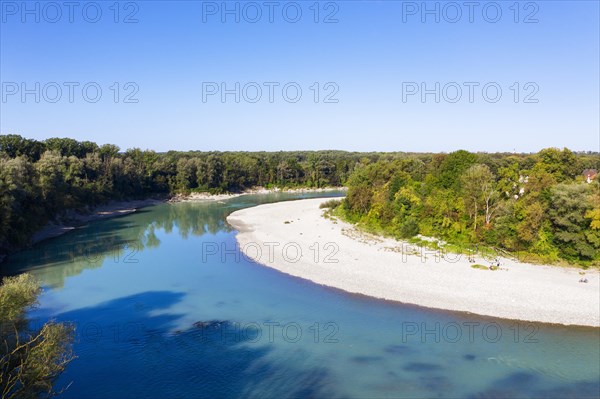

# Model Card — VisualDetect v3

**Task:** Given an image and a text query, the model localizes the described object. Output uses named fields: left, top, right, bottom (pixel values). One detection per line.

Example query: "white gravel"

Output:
left=227, top=198, right=600, bottom=327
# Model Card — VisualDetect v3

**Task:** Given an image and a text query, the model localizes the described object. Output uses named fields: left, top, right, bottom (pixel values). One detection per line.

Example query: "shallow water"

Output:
left=2, top=192, right=599, bottom=398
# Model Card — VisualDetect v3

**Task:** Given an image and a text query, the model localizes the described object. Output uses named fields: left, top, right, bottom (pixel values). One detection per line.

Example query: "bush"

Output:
left=399, top=217, right=420, bottom=238
left=319, top=199, right=342, bottom=209
left=1, top=274, right=75, bottom=398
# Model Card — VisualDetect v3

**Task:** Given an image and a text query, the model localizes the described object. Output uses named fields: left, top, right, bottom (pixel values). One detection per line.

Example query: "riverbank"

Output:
left=0, top=187, right=348, bottom=263
left=168, top=186, right=347, bottom=203
left=227, top=198, right=600, bottom=327
left=32, top=187, right=344, bottom=243
left=31, top=199, right=165, bottom=245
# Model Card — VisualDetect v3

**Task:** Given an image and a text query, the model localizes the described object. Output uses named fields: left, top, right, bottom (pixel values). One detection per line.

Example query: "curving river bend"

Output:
left=2, top=192, right=599, bottom=398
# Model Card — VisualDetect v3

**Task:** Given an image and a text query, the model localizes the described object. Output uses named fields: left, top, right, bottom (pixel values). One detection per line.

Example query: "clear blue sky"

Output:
left=1, top=0, right=598, bottom=152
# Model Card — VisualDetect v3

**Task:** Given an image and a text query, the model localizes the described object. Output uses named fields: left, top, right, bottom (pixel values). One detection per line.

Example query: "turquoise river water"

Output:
left=2, top=192, right=599, bottom=398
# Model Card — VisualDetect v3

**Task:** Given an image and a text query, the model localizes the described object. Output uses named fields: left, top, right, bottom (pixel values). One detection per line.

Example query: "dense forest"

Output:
left=0, top=134, right=382, bottom=254
left=1, top=135, right=599, bottom=265
left=339, top=148, right=600, bottom=266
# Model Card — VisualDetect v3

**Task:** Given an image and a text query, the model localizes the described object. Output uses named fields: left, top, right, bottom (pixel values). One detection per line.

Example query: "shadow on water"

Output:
left=0, top=203, right=235, bottom=285
left=8, top=190, right=596, bottom=398
left=45, top=290, right=337, bottom=399
left=468, top=372, right=600, bottom=399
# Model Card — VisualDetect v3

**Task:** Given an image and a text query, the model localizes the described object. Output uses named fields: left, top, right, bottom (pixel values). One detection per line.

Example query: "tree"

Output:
left=176, top=158, right=197, bottom=191
left=392, top=185, right=421, bottom=238
left=460, top=164, right=498, bottom=232
left=0, top=157, right=44, bottom=250
left=1, top=134, right=598, bottom=264
left=205, top=154, right=224, bottom=191
left=0, top=135, right=45, bottom=161
left=44, top=137, right=94, bottom=158
left=497, top=159, right=521, bottom=198
left=98, top=144, right=120, bottom=161
left=35, top=152, right=68, bottom=213
left=548, top=183, right=598, bottom=260
left=1, top=274, right=75, bottom=398
left=584, top=184, right=600, bottom=253
left=516, top=201, right=545, bottom=244
left=437, top=150, right=478, bottom=189
left=535, top=147, right=579, bottom=182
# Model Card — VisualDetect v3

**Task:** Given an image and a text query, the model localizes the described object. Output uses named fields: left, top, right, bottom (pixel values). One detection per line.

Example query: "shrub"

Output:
left=319, top=199, right=342, bottom=209
left=1, top=274, right=75, bottom=398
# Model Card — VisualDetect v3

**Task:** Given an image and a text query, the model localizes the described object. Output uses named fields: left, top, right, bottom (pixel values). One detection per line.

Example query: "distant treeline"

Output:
left=339, top=148, right=600, bottom=265
left=0, top=134, right=389, bottom=253
left=1, top=135, right=599, bottom=265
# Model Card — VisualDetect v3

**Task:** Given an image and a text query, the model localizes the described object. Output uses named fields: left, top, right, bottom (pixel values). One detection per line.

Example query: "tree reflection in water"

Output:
left=1, top=192, right=345, bottom=288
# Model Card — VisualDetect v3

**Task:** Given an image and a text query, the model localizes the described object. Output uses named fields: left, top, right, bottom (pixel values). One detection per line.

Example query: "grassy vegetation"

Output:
left=319, top=199, right=342, bottom=209
left=0, top=274, right=75, bottom=398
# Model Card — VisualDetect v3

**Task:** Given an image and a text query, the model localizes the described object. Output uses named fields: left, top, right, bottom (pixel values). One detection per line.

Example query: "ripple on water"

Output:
left=403, top=362, right=444, bottom=372
left=351, top=356, right=384, bottom=364
left=469, top=374, right=600, bottom=399
left=384, top=344, right=418, bottom=356
left=11, top=194, right=600, bottom=399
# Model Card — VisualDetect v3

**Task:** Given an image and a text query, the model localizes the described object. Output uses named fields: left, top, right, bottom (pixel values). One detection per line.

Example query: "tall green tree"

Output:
left=437, top=150, right=478, bottom=189
left=460, top=164, right=498, bottom=233
left=548, top=183, right=598, bottom=260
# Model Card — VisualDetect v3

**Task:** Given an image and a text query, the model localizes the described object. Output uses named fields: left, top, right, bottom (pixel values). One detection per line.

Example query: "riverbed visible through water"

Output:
left=2, top=192, right=599, bottom=398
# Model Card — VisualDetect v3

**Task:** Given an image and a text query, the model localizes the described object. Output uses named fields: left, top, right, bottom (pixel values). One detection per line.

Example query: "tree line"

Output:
left=0, top=134, right=391, bottom=254
left=2, top=135, right=599, bottom=265
left=339, top=148, right=600, bottom=265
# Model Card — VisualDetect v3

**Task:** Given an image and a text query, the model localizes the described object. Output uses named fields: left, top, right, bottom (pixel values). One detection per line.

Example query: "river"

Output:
left=2, top=192, right=599, bottom=398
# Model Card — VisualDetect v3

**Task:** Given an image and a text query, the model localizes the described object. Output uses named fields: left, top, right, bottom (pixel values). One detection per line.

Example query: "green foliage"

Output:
left=0, top=274, right=39, bottom=321
left=535, top=147, right=579, bottom=182
left=437, top=150, right=478, bottom=189
left=342, top=148, right=600, bottom=266
left=398, top=217, right=420, bottom=238
left=1, top=274, right=75, bottom=398
left=460, top=164, right=497, bottom=232
left=0, top=135, right=45, bottom=161
left=548, top=183, right=598, bottom=260
left=2, top=136, right=599, bottom=266
left=0, top=135, right=397, bottom=254
left=319, top=199, right=342, bottom=209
